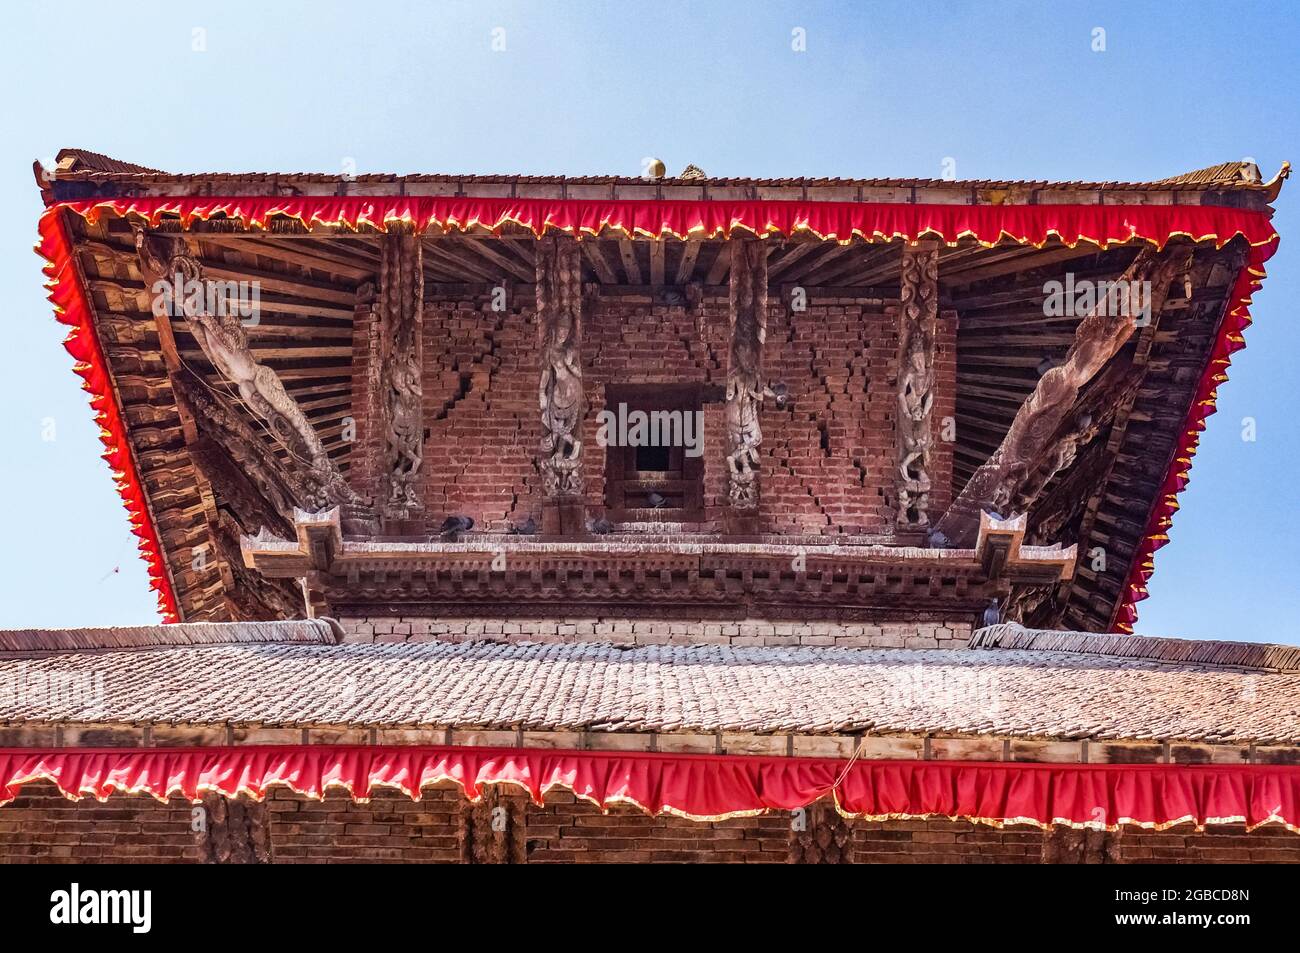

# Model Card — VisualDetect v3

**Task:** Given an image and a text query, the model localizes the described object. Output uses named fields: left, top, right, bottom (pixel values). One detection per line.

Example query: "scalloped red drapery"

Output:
left=2, top=745, right=1298, bottom=832
left=35, top=197, right=1279, bottom=626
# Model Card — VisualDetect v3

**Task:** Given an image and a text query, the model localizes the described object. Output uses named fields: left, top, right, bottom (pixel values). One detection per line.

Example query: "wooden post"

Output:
left=723, top=239, right=768, bottom=532
left=536, top=235, right=587, bottom=535
left=375, top=226, right=425, bottom=529
left=194, top=795, right=273, bottom=864
left=896, top=242, right=940, bottom=531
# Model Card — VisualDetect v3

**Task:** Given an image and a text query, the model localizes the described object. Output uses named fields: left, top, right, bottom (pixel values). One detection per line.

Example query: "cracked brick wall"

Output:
left=348, top=293, right=955, bottom=535
left=421, top=297, right=539, bottom=528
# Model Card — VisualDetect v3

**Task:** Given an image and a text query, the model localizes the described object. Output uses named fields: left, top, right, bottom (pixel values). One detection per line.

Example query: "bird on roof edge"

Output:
left=982, top=597, right=1002, bottom=628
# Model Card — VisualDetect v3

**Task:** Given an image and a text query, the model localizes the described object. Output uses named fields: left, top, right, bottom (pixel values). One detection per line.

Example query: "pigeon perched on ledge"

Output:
left=589, top=517, right=613, bottom=535
left=439, top=515, right=474, bottom=540
left=646, top=492, right=667, bottom=509
left=510, top=516, right=538, bottom=536
left=982, top=597, right=1002, bottom=627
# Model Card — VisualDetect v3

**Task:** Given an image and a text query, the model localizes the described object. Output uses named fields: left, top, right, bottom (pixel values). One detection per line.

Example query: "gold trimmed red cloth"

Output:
left=35, top=197, right=1280, bottom=626
left=2, top=745, right=1298, bottom=831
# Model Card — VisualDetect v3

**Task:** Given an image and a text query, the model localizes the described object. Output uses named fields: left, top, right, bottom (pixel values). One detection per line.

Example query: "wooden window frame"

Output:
left=603, top=383, right=709, bottom=523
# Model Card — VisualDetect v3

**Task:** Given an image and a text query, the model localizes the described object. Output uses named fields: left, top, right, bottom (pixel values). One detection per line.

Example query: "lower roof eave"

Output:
left=3, top=721, right=1296, bottom=766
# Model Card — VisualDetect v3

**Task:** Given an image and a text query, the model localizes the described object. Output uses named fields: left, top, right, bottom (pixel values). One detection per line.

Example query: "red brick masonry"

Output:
left=350, top=293, right=956, bottom=535
left=2, top=783, right=1296, bottom=864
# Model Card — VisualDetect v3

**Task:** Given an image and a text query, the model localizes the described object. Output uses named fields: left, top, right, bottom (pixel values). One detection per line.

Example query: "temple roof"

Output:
left=40, top=149, right=1290, bottom=203
left=33, top=153, right=1285, bottom=632
left=2, top=622, right=1297, bottom=745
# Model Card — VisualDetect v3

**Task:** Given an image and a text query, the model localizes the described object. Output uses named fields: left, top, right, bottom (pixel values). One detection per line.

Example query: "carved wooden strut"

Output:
left=134, top=227, right=355, bottom=512
left=536, top=236, right=586, bottom=499
left=896, top=244, right=939, bottom=527
left=376, top=227, right=425, bottom=519
left=725, top=239, right=769, bottom=510
left=934, top=246, right=1188, bottom=546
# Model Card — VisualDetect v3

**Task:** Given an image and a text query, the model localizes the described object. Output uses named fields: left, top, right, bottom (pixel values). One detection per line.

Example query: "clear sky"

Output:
left=0, top=1, right=1296, bottom=640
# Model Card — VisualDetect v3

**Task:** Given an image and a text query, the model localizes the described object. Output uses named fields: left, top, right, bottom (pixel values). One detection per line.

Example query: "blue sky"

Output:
left=0, top=1, right=1296, bottom=639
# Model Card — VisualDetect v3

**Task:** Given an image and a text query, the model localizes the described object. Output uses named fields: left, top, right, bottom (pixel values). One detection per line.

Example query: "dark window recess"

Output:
left=635, top=444, right=672, bottom=472
left=604, top=383, right=709, bottom=522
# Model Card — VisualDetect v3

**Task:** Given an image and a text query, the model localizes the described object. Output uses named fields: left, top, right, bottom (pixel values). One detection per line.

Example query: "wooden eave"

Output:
left=40, top=154, right=1283, bottom=631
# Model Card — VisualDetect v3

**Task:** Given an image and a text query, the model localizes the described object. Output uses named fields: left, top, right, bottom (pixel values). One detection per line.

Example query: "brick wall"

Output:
left=349, top=293, right=950, bottom=537
left=0, top=783, right=202, bottom=863
left=4, top=782, right=1296, bottom=864
left=337, top=616, right=973, bottom=649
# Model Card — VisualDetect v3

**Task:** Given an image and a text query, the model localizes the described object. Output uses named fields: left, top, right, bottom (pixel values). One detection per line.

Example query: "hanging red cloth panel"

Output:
left=2, top=745, right=1297, bottom=831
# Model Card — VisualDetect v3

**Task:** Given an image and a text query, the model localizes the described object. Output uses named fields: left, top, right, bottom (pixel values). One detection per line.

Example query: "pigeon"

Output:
left=767, top=381, right=790, bottom=409
left=439, top=515, right=474, bottom=540
left=589, top=517, right=613, bottom=535
left=982, top=597, right=1002, bottom=628
left=926, top=528, right=950, bottom=549
left=510, top=516, right=538, bottom=536
left=646, top=491, right=667, bottom=509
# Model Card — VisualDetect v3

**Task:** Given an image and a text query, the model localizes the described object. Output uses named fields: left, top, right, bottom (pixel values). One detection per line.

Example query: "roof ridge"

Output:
left=0, top=619, right=342, bottom=654
left=54, top=147, right=164, bottom=175
left=969, top=623, right=1300, bottom=673
left=38, top=149, right=1286, bottom=193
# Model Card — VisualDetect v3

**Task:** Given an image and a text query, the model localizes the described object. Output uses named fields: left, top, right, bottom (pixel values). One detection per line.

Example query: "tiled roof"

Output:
left=0, top=624, right=1296, bottom=744
left=0, top=619, right=340, bottom=653
left=42, top=148, right=1284, bottom=194
left=973, top=624, right=1300, bottom=673
left=54, top=148, right=162, bottom=175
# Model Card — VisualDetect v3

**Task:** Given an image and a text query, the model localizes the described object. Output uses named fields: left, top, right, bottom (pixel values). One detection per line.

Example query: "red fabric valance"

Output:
left=56, top=194, right=1278, bottom=249
left=35, top=197, right=1279, bottom=626
left=3, top=745, right=1298, bottom=832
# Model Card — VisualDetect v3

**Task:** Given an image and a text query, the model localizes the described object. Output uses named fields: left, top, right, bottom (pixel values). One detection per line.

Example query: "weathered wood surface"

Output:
left=376, top=227, right=425, bottom=520
left=724, top=239, right=768, bottom=510
left=936, top=246, right=1189, bottom=546
left=536, top=236, right=587, bottom=500
left=896, top=243, right=939, bottom=527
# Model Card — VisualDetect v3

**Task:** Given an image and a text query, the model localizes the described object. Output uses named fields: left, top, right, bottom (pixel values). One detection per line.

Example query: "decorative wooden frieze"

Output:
left=458, top=786, right=526, bottom=864
left=169, top=368, right=299, bottom=527
left=788, top=801, right=854, bottom=863
left=243, top=509, right=1074, bottom=621
left=376, top=227, right=425, bottom=520
left=934, top=246, right=1189, bottom=547
left=896, top=243, right=939, bottom=528
left=724, top=239, right=768, bottom=511
left=535, top=235, right=586, bottom=501
left=194, top=794, right=273, bottom=864
left=1040, top=827, right=1122, bottom=864
left=134, top=227, right=354, bottom=512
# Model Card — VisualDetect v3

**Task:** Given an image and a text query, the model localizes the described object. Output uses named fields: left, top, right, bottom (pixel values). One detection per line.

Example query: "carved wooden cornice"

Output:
left=242, top=509, right=1075, bottom=621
